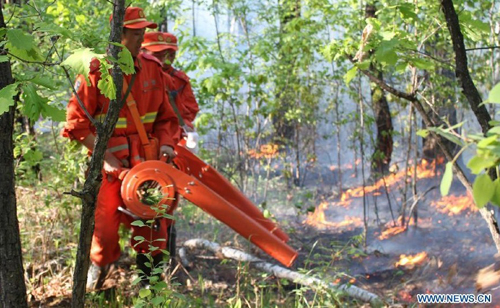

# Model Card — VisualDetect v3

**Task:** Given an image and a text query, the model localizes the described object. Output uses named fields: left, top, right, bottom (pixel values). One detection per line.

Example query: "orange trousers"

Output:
left=90, top=174, right=170, bottom=267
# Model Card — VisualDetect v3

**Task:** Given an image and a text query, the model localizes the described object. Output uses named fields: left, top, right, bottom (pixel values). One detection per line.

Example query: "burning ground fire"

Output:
left=306, top=159, right=440, bottom=227
left=305, top=159, right=476, bottom=238
left=430, top=193, right=477, bottom=216
left=378, top=223, right=407, bottom=240
left=395, top=252, right=428, bottom=268
left=304, top=202, right=363, bottom=230
left=339, top=159, right=440, bottom=206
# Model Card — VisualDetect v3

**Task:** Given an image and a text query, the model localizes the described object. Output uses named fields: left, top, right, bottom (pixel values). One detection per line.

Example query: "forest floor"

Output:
left=18, top=158, right=500, bottom=307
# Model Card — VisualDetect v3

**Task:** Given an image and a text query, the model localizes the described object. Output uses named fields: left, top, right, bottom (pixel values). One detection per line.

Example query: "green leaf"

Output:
left=34, top=22, right=73, bottom=39
left=117, top=48, right=135, bottom=75
left=30, top=76, right=57, bottom=90
left=62, top=48, right=100, bottom=79
left=0, top=83, right=18, bottom=115
left=487, top=126, right=500, bottom=136
left=410, top=58, right=433, bottom=70
left=24, top=149, right=43, bottom=165
left=374, top=39, right=399, bottom=66
left=43, top=104, right=66, bottom=122
left=139, top=288, right=151, bottom=298
left=263, top=209, right=271, bottom=218
left=151, top=296, right=165, bottom=305
left=154, top=281, right=168, bottom=290
left=356, top=60, right=371, bottom=70
left=6, top=29, right=34, bottom=51
left=473, top=174, right=495, bottom=208
left=440, top=162, right=453, bottom=196
left=343, top=66, right=358, bottom=85
left=132, top=276, right=142, bottom=286
left=131, top=220, right=146, bottom=227
left=467, top=156, right=497, bottom=174
left=488, top=83, right=500, bottom=104
left=478, top=135, right=498, bottom=148
left=7, top=44, right=44, bottom=62
left=426, top=127, right=464, bottom=146
left=97, top=61, right=116, bottom=100
left=416, top=129, right=429, bottom=138
left=0, top=55, right=8, bottom=63
left=21, top=83, right=48, bottom=121
left=491, top=179, right=500, bottom=207
left=134, top=236, right=145, bottom=241
left=398, top=3, right=418, bottom=20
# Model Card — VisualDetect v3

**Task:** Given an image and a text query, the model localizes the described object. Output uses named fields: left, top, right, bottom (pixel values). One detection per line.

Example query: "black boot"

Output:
left=136, top=253, right=163, bottom=287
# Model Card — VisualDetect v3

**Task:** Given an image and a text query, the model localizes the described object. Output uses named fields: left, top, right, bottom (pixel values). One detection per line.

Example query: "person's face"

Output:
left=143, top=48, right=176, bottom=66
left=165, top=49, right=176, bottom=66
left=121, top=28, right=146, bottom=57
left=147, top=49, right=168, bottom=63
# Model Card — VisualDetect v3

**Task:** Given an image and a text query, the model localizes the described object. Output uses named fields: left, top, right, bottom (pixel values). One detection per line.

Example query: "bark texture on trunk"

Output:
left=366, top=4, right=393, bottom=176
left=272, top=0, right=301, bottom=145
left=370, top=68, right=393, bottom=175
left=0, top=3, right=28, bottom=307
left=71, top=1, right=126, bottom=307
left=440, top=0, right=492, bottom=134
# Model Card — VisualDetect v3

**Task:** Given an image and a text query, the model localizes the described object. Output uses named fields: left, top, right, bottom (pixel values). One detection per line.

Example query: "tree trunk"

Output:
left=272, top=0, right=300, bottom=145
left=366, top=4, right=393, bottom=177
left=440, top=0, right=492, bottom=134
left=71, top=1, right=126, bottom=307
left=0, top=3, right=29, bottom=307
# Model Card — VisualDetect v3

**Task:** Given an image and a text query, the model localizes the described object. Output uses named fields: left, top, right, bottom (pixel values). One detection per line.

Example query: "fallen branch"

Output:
left=179, top=239, right=382, bottom=306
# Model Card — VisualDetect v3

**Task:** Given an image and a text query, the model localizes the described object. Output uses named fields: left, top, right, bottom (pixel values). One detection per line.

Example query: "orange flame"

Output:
left=431, top=193, right=477, bottom=216
left=395, top=252, right=428, bottom=267
left=306, top=159, right=442, bottom=230
left=304, top=202, right=362, bottom=229
left=378, top=216, right=434, bottom=240
left=379, top=225, right=406, bottom=240
left=378, top=216, right=409, bottom=240
left=247, top=144, right=279, bottom=159
left=340, top=159, right=439, bottom=206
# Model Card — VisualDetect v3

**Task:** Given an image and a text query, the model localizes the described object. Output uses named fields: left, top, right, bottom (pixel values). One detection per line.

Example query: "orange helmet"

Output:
left=142, top=32, right=178, bottom=52
left=110, top=7, right=157, bottom=29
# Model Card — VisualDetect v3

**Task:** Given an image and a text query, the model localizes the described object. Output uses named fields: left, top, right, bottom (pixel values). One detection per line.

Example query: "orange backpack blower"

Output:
left=118, top=80, right=298, bottom=267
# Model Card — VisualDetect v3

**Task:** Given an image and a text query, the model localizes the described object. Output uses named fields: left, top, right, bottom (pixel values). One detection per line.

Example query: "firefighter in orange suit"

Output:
left=141, top=32, right=200, bottom=139
left=62, top=7, right=179, bottom=289
left=140, top=31, right=200, bottom=261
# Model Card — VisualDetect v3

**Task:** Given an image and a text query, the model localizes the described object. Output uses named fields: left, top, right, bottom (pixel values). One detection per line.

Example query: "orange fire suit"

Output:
left=163, top=66, right=199, bottom=139
left=62, top=53, right=179, bottom=267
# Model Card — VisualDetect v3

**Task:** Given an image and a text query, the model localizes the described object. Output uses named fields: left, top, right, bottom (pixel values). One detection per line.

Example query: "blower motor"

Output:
left=120, top=160, right=178, bottom=219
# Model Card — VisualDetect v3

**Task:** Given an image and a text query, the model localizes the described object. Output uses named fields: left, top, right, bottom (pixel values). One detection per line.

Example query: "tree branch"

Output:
left=465, top=46, right=500, bottom=52
left=7, top=52, right=60, bottom=66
